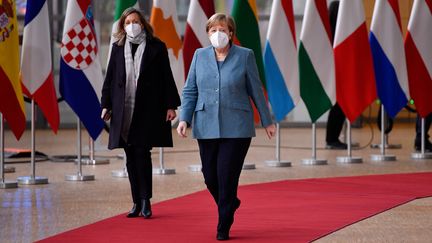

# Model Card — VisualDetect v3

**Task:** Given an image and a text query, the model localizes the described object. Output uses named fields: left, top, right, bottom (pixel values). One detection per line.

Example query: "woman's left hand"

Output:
left=265, top=124, right=276, bottom=139
left=166, top=109, right=177, bottom=121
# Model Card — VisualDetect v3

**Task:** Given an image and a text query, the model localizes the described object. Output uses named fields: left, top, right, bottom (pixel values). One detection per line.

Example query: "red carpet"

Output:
left=38, top=172, right=432, bottom=242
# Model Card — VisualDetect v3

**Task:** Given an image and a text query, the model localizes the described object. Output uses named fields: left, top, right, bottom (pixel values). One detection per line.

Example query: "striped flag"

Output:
left=150, top=0, right=184, bottom=95
left=405, top=0, right=432, bottom=118
left=263, top=0, right=298, bottom=122
left=299, top=0, right=335, bottom=123
left=21, top=0, right=60, bottom=133
left=370, top=0, right=408, bottom=119
left=334, top=0, right=377, bottom=123
left=60, top=0, right=104, bottom=140
left=183, top=0, right=215, bottom=77
left=0, top=0, right=26, bottom=139
left=107, top=0, right=138, bottom=63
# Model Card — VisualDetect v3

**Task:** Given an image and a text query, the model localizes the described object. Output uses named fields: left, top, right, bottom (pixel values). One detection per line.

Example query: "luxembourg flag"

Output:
left=263, top=0, right=299, bottom=122
left=370, top=0, right=408, bottom=118
left=59, top=0, right=104, bottom=140
left=405, top=0, right=432, bottom=118
left=334, top=0, right=377, bottom=123
left=183, top=0, right=215, bottom=78
left=21, top=0, right=59, bottom=133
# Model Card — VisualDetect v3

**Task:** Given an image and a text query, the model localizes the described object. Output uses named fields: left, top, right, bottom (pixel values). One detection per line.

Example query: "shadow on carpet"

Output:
left=37, top=172, right=432, bottom=242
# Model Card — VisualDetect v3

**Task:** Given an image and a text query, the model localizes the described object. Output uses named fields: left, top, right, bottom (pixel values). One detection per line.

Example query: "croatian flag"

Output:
left=263, top=0, right=299, bottom=122
left=370, top=0, right=409, bottom=118
left=334, top=0, right=376, bottom=123
left=21, top=0, right=59, bottom=133
left=60, top=0, right=104, bottom=140
left=405, top=0, right=432, bottom=118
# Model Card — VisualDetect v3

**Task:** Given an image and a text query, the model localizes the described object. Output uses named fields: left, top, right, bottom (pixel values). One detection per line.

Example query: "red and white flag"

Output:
left=333, top=0, right=377, bottom=122
left=405, top=0, right=432, bottom=118
left=183, top=0, right=215, bottom=77
left=21, top=0, right=59, bottom=133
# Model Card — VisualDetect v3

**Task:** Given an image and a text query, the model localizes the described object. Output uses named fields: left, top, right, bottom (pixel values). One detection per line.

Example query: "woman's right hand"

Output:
left=177, top=121, right=188, bottom=138
left=101, top=108, right=111, bottom=121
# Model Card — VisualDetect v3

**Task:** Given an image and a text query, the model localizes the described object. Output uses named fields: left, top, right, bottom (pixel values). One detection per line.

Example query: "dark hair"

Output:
left=114, top=7, right=153, bottom=45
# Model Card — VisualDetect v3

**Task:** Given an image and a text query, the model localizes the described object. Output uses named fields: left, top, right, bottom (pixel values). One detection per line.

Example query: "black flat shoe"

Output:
left=141, top=199, right=152, bottom=219
left=126, top=203, right=142, bottom=218
left=216, top=231, right=229, bottom=241
left=325, top=141, right=347, bottom=150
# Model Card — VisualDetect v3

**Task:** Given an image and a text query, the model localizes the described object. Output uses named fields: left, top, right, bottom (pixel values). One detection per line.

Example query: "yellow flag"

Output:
left=0, top=0, right=26, bottom=139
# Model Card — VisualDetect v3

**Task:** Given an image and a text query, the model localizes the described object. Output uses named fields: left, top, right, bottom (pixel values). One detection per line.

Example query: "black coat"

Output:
left=101, top=37, right=180, bottom=149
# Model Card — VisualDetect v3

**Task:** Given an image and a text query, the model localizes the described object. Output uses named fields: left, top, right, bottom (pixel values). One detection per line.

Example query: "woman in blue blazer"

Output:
left=177, top=13, right=275, bottom=241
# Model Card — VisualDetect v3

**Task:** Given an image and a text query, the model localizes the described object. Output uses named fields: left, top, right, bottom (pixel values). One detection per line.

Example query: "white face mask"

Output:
left=209, top=31, right=229, bottom=49
left=125, top=23, right=142, bottom=38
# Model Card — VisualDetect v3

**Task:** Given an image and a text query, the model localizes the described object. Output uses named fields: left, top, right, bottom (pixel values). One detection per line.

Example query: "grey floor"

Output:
left=1, top=123, right=431, bottom=242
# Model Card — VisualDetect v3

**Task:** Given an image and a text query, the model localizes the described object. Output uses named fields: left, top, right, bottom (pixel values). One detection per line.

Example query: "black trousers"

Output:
left=416, top=113, right=432, bottom=142
left=326, top=103, right=346, bottom=143
left=124, top=144, right=152, bottom=203
left=197, top=138, right=251, bottom=233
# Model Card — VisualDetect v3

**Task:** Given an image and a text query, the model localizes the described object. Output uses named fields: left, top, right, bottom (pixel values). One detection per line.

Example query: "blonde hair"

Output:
left=206, top=13, right=236, bottom=44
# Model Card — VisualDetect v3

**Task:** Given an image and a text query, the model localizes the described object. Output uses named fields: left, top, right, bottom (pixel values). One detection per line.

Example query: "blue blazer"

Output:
left=180, top=45, right=273, bottom=139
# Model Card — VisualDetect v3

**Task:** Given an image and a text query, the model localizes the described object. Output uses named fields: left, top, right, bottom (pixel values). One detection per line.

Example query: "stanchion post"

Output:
left=153, top=148, right=176, bottom=175
left=265, top=123, right=291, bottom=167
left=302, top=123, right=327, bottom=165
left=371, top=105, right=396, bottom=161
left=337, top=120, right=362, bottom=163
left=17, top=100, right=49, bottom=185
left=411, top=118, right=432, bottom=159
left=65, top=118, right=95, bottom=181
left=0, top=113, right=18, bottom=189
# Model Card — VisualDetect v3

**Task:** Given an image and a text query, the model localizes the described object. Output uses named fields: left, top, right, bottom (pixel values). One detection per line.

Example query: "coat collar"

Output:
left=204, top=44, right=239, bottom=72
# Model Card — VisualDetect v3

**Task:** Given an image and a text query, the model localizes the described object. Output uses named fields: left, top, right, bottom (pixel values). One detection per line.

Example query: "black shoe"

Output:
left=326, top=141, right=348, bottom=150
left=216, top=231, right=229, bottom=241
left=234, top=198, right=241, bottom=213
left=414, top=139, right=432, bottom=152
left=141, top=199, right=152, bottom=219
left=126, top=203, right=142, bottom=218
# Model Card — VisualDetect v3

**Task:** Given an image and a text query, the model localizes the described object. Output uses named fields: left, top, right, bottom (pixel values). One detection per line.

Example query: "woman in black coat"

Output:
left=101, top=7, right=180, bottom=219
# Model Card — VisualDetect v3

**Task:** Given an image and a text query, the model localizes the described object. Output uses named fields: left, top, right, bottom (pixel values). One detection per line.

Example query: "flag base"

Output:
left=65, top=174, right=95, bottom=181
left=370, top=154, right=396, bottom=161
left=370, top=143, right=402, bottom=149
left=242, top=163, right=256, bottom=170
left=188, top=164, right=202, bottom=172
left=4, top=166, right=15, bottom=173
left=301, top=158, right=327, bottom=165
left=265, top=160, right=292, bottom=167
left=153, top=168, right=176, bottom=175
left=411, top=152, right=432, bottom=160
left=77, top=157, right=110, bottom=165
left=0, top=181, right=18, bottom=189
left=17, top=176, right=48, bottom=185
left=336, top=156, right=363, bottom=163
left=111, top=168, right=128, bottom=178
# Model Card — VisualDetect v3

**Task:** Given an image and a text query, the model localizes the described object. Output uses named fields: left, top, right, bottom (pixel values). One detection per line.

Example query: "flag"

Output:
left=405, top=0, right=432, bottom=118
left=107, top=0, right=138, bottom=63
left=370, top=0, right=408, bottom=119
left=0, top=0, right=26, bottom=139
left=263, top=0, right=298, bottom=122
left=150, top=0, right=184, bottom=95
left=60, top=0, right=104, bottom=140
left=232, top=0, right=267, bottom=122
left=21, top=0, right=60, bottom=133
left=231, top=0, right=266, bottom=87
left=299, top=0, right=335, bottom=123
left=183, top=0, right=215, bottom=78
left=333, top=0, right=377, bottom=123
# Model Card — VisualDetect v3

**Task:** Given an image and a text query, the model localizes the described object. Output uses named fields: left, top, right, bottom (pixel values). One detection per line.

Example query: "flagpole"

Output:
left=265, top=123, right=291, bottom=167
left=337, top=120, right=362, bottom=163
left=0, top=113, right=18, bottom=189
left=153, top=147, right=176, bottom=175
left=17, top=100, right=49, bottom=185
left=112, top=151, right=128, bottom=178
left=371, top=105, right=396, bottom=161
left=65, top=117, right=95, bottom=181
left=81, top=137, right=109, bottom=165
left=302, top=123, right=327, bottom=165
left=411, top=118, right=432, bottom=159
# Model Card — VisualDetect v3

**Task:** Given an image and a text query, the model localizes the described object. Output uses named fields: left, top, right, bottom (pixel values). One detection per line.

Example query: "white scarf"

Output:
left=121, top=32, right=146, bottom=141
